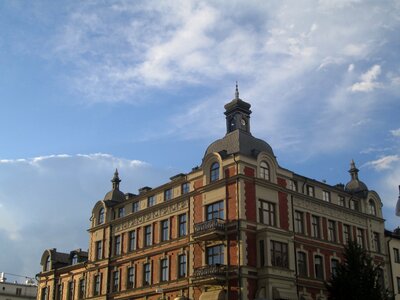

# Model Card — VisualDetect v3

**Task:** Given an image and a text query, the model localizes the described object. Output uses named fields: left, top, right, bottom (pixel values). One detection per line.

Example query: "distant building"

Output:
left=37, top=87, right=392, bottom=300
left=0, top=273, right=36, bottom=300
left=386, top=227, right=400, bottom=300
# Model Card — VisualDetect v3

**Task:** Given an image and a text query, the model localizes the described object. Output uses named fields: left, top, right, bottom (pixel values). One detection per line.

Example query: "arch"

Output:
left=202, top=152, right=223, bottom=184
left=40, top=249, right=53, bottom=272
left=256, top=152, right=278, bottom=183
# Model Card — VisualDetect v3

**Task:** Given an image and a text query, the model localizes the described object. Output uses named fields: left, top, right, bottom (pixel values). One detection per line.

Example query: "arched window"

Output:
left=210, top=162, right=220, bottom=182
left=260, top=161, right=270, bottom=180
left=369, top=200, right=377, bottom=216
left=71, top=254, right=78, bottom=265
left=45, top=255, right=51, bottom=271
left=98, top=208, right=105, bottom=225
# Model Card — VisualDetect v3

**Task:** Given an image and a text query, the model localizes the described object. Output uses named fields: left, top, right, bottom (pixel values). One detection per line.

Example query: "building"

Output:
left=0, top=273, right=37, bottom=300
left=37, top=87, right=391, bottom=300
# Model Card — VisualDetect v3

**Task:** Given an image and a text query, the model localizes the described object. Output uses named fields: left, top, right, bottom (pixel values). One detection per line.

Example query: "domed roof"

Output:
left=103, top=169, right=125, bottom=202
left=344, top=160, right=368, bottom=198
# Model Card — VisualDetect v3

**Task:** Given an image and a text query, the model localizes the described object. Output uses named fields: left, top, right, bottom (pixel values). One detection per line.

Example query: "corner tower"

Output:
left=224, top=83, right=252, bottom=134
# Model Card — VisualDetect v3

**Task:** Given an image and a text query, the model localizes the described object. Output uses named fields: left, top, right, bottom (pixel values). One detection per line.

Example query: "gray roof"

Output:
left=103, top=189, right=125, bottom=202
left=204, top=129, right=274, bottom=159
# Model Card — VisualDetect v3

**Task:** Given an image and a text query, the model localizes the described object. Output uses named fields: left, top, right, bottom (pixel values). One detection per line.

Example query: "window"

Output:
left=356, top=228, right=364, bottom=247
left=143, top=263, right=151, bottom=286
left=45, top=255, right=51, bottom=271
left=271, top=241, right=288, bottom=268
left=132, top=201, right=139, bottom=213
left=16, top=288, right=22, bottom=296
left=164, top=188, right=172, bottom=201
left=72, top=254, right=78, bottom=265
left=147, top=196, right=155, bottom=207
left=93, top=275, right=101, bottom=296
left=350, top=199, right=359, bottom=211
left=294, top=211, right=304, bottom=234
left=78, top=279, right=85, bottom=299
left=161, top=219, right=169, bottom=242
left=117, top=207, right=125, bottom=218
left=288, top=180, right=297, bottom=191
left=259, top=240, right=265, bottom=267
left=322, top=191, right=331, bottom=202
left=178, top=254, right=187, bottom=278
left=181, top=182, right=190, bottom=194
left=339, top=196, right=346, bottom=207
left=56, top=284, right=63, bottom=300
left=41, top=287, right=48, bottom=300
left=259, top=161, right=270, bottom=180
left=331, top=259, right=339, bottom=277
left=307, top=185, right=315, bottom=197
left=259, top=200, right=276, bottom=226
left=206, top=245, right=224, bottom=265
left=112, top=271, right=119, bottom=292
left=377, top=268, right=385, bottom=289
left=210, top=162, right=220, bottom=182
left=206, top=201, right=224, bottom=220
left=114, top=235, right=121, bottom=256
left=98, top=208, right=105, bottom=225
left=314, top=256, right=324, bottom=280
left=178, top=214, right=187, bottom=237
left=328, top=220, right=336, bottom=242
left=144, top=225, right=152, bottom=247
left=67, top=282, right=74, bottom=300
left=129, top=231, right=136, bottom=251
left=369, top=200, right=377, bottom=216
left=96, top=241, right=102, bottom=260
left=297, top=252, right=307, bottom=277
left=397, top=277, right=400, bottom=294
left=160, top=259, right=169, bottom=282
left=343, top=224, right=351, bottom=244
left=127, top=267, right=135, bottom=289
left=311, top=216, right=321, bottom=238
left=394, top=248, right=400, bottom=263
left=373, top=232, right=380, bottom=253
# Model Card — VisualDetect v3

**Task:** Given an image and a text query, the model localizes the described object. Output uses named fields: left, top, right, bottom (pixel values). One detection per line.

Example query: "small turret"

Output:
left=344, top=160, right=368, bottom=198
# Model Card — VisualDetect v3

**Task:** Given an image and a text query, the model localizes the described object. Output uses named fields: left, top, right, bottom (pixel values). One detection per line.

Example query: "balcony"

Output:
left=193, top=219, right=226, bottom=241
left=192, top=264, right=227, bottom=285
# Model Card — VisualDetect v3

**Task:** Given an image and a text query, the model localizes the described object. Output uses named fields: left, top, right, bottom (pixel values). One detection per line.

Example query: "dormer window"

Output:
left=45, top=255, right=51, bottom=271
left=210, top=162, right=220, bottom=182
left=259, top=161, right=270, bottom=180
left=369, top=200, right=377, bottom=216
left=72, top=254, right=78, bottom=265
left=98, top=208, right=105, bottom=225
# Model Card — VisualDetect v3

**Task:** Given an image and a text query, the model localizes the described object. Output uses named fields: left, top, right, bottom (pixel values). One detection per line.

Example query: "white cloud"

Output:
left=350, top=64, right=382, bottom=92
left=364, top=155, right=400, bottom=171
left=391, top=128, right=400, bottom=137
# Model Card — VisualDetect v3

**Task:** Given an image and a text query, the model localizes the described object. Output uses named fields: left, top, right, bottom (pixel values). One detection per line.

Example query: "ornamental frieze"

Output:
left=113, top=200, right=188, bottom=233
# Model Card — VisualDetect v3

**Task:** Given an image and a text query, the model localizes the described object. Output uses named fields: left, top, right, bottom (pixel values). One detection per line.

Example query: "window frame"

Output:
left=259, top=161, right=270, bottom=180
left=93, top=275, right=101, bottom=296
left=369, top=200, right=377, bottom=216
left=271, top=240, right=289, bottom=268
left=297, top=251, right=308, bottom=277
left=128, top=230, right=136, bottom=252
left=112, top=270, right=119, bottom=293
left=160, top=258, right=169, bottom=282
left=210, top=162, right=220, bottom=182
left=127, top=267, right=135, bottom=289
left=206, top=244, right=224, bottom=265
left=98, top=208, right=105, bottom=225
left=356, top=228, right=364, bottom=247
left=322, top=191, right=331, bottom=202
left=311, top=215, right=321, bottom=239
left=181, top=182, right=190, bottom=194
left=132, top=201, right=139, bottom=213
left=78, top=279, right=85, bottom=299
left=178, top=254, right=187, bottom=278
left=343, top=224, right=351, bottom=244
left=328, top=220, right=336, bottom=242
left=164, top=188, right=172, bottom=201
left=178, top=214, right=187, bottom=237
left=307, top=185, right=315, bottom=197
left=147, top=195, right=155, bottom=207
left=114, top=235, right=121, bottom=256
left=294, top=211, right=304, bottom=234
left=144, top=225, right=152, bottom=247
left=259, top=200, right=276, bottom=226
left=373, top=232, right=380, bottom=253
left=161, top=219, right=169, bottom=242
left=206, top=200, right=224, bottom=221
left=314, top=255, right=324, bottom=280
left=331, top=258, right=339, bottom=278
left=143, top=263, right=151, bottom=286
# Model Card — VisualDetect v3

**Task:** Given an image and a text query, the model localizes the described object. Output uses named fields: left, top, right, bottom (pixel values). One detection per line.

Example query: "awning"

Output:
left=272, top=287, right=298, bottom=300
left=199, top=290, right=225, bottom=300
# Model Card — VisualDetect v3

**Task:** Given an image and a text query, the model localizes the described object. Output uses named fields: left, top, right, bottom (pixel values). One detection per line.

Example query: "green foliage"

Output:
left=325, top=241, right=392, bottom=300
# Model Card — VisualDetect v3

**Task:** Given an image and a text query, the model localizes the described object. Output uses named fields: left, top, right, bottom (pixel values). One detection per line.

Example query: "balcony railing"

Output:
left=192, top=264, right=227, bottom=283
left=193, top=218, right=226, bottom=240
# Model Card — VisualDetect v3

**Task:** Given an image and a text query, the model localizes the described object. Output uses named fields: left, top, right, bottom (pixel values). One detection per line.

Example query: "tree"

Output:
left=326, top=241, right=392, bottom=300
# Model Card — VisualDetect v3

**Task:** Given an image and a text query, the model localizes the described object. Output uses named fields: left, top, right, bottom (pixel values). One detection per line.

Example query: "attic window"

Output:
left=98, top=208, right=105, bottom=225
left=210, top=162, right=220, bottom=182
left=45, top=255, right=51, bottom=271
left=369, top=200, right=377, bottom=216
left=72, top=254, right=78, bottom=265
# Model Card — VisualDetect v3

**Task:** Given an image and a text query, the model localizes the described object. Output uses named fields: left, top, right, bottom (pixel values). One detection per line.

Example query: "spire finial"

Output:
left=235, top=81, right=239, bottom=100
left=111, top=168, right=121, bottom=190
left=349, top=159, right=359, bottom=180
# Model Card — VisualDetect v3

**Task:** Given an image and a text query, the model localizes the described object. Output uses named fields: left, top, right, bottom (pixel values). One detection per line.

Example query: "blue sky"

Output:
left=0, top=0, right=400, bottom=280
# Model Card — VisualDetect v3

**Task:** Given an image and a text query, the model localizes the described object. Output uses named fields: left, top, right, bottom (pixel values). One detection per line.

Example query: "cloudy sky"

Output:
left=1, top=0, right=399, bottom=281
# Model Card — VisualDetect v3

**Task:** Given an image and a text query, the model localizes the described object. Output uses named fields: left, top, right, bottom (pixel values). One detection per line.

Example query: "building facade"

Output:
left=37, top=89, right=391, bottom=300
left=0, top=274, right=37, bottom=300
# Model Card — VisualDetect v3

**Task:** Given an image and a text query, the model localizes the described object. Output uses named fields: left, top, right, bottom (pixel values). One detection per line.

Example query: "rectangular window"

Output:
left=259, top=200, right=276, bottom=226
left=331, top=259, right=339, bottom=277
left=297, top=252, right=307, bottom=277
left=160, top=258, right=169, bottom=282
left=16, top=288, right=22, bottom=296
left=164, top=188, right=172, bottom=201
left=147, top=196, right=155, bottom=207
left=144, top=225, right=152, bottom=247
left=93, top=275, right=101, bottom=296
left=178, top=254, right=187, bottom=278
left=357, top=228, right=364, bottom=247
left=288, top=180, right=297, bottom=191
left=78, top=279, right=85, bottom=299
left=118, top=207, right=125, bottom=218
left=328, top=220, right=336, bottom=242
left=96, top=241, right=102, bottom=260
left=114, top=235, right=121, bottom=256
left=132, top=201, right=139, bottom=213
left=350, top=199, right=359, bottom=211
left=67, top=282, right=74, bottom=300
left=206, top=200, right=224, bottom=220
left=307, top=185, right=315, bottom=197
left=143, top=263, right=151, bottom=286
left=397, top=277, right=400, bottom=294
left=343, top=224, right=351, bottom=244
left=373, top=232, right=380, bottom=253
left=259, top=240, right=265, bottom=267
left=294, top=211, right=304, bottom=234
left=41, top=287, right=48, bottom=300
left=394, top=248, right=400, bottom=263
left=206, top=245, right=224, bottom=265
left=322, top=191, right=331, bottom=202
left=178, top=214, right=187, bottom=237
left=127, top=267, right=135, bottom=289
left=271, top=240, right=288, bottom=268
left=311, top=216, right=321, bottom=238
left=314, top=256, right=324, bottom=280
left=181, top=182, right=190, bottom=194
left=129, top=230, right=136, bottom=251
left=56, top=284, right=63, bottom=300
left=112, top=271, right=119, bottom=292
left=339, top=196, right=346, bottom=207
left=161, top=219, right=169, bottom=242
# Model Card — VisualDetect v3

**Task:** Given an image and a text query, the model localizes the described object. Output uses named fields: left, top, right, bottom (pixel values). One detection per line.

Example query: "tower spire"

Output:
left=111, top=169, right=121, bottom=190
left=349, top=159, right=359, bottom=180
left=235, top=81, right=239, bottom=100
